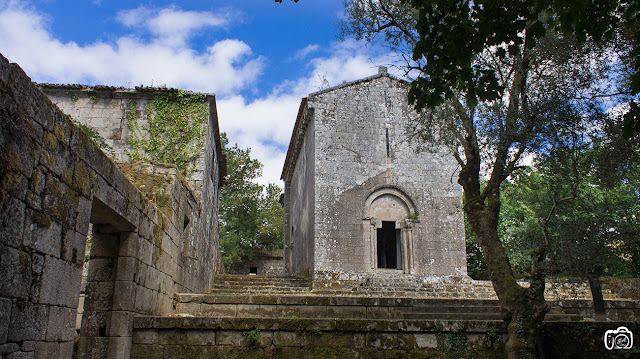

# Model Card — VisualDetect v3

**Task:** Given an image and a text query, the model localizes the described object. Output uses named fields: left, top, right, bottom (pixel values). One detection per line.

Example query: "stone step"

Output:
left=174, top=293, right=639, bottom=322
left=216, top=274, right=311, bottom=284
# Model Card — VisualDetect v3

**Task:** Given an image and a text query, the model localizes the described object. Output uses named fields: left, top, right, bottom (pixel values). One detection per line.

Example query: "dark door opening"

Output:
left=377, top=221, right=402, bottom=269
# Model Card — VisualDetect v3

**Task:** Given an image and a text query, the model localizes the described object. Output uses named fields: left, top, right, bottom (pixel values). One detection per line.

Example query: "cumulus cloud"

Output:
left=290, top=44, right=319, bottom=61
left=0, top=2, right=404, bottom=186
left=219, top=40, right=406, bottom=186
left=0, top=2, right=261, bottom=94
left=117, top=6, right=239, bottom=47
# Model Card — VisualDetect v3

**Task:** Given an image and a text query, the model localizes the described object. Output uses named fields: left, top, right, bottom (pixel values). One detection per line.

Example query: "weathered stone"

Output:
left=0, top=244, right=31, bottom=300
left=186, top=330, right=216, bottom=346
left=282, top=69, right=466, bottom=283
left=6, top=351, right=35, bottom=359
left=0, top=343, right=19, bottom=355
left=7, top=302, right=48, bottom=342
left=38, top=255, right=82, bottom=307
left=108, top=311, right=133, bottom=337
left=45, top=306, right=76, bottom=341
left=22, top=209, right=62, bottom=257
left=0, top=197, right=25, bottom=248
left=0, top=297, right=10, bottom=344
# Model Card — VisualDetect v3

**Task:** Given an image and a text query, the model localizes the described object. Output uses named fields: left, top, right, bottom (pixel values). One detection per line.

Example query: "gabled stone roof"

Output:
left=280, top=67, right=410, bottom=181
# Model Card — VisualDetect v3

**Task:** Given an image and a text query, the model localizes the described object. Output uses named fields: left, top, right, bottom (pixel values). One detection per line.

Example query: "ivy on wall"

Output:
left=126, top=90, right=208, bottom=173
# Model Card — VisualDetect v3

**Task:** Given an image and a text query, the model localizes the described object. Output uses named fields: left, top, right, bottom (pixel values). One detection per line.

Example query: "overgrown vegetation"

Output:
left=125, top=90, right=208, bottom=173
left=73, top=120, right=115, bottom=158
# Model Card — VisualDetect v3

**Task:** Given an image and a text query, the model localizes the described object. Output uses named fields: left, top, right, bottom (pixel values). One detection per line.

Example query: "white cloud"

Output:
left=0, top=2, right=261, bottom=94
left=218, top=40, right=407, bottom=186
left=0, top=2, right=404, bottom=187
left=290, top=44, right=319, bottom=61
left=116, top=6, right=239, bottom=47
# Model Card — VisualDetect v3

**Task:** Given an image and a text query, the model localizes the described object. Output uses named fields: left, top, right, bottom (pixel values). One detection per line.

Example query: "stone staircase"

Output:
left=174, top=293, right=605, bottom=322
left=210, top=274, right=313, bottom=295
left=174, top=274, right=631, bottom=323
left=129, top=276, right=640, bottom=358
left=209, top=274, right=619, bottom=301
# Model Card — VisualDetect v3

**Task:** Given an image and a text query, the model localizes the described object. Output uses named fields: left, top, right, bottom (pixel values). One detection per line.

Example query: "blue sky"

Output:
left=0, top=0, right=403, bottom=185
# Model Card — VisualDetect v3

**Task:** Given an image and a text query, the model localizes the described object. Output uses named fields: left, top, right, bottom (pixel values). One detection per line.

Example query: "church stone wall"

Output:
left=0, top=54, right=222, bottom=358
left=308, top=73, right=466, bottom=277
left=286, top=114, right=315, bottom=276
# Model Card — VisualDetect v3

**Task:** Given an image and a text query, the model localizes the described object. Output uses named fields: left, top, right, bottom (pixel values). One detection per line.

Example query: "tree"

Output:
left=340, top=1, right=638, bottom=357
left=499, top=124, right=640, bottom=279
left=219, top=133, right=284, bottom=267
left=404, top=2, right=638, bottom=357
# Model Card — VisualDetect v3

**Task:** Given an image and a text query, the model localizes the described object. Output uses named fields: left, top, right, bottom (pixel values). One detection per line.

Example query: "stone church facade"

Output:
left=281, top=67, right=467, bottom=280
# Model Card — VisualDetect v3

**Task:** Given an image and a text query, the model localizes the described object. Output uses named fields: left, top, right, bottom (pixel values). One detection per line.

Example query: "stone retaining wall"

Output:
left=0, top=54, right=223, bottom=358
left=131, top=317, right=639, bottom=358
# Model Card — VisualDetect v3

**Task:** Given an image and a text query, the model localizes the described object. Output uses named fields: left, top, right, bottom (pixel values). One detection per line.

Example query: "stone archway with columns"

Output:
left=362, top=187, right=418, bottom=274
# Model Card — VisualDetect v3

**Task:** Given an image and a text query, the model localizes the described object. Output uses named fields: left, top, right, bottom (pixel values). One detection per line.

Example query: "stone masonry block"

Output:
left=0, top=244, right=31, bottom=300
left=45, top=305, right=76, bottom=342
left=22, top=209, right=62, bottom=258
left=158, top=330, right=187, bottom=345
left=186, top=330, right=216, bottom=346
left=61, top=229, right=87, bottom=266
left=38, top=255, right=82, bottom=307
left=108, top=311, right=133, bottom=337
left=216, top=331, right=245, bottom=346
left=0, top=297, right=10, bottom=344
left=112, top=281, right=137, bottom=311
left=132, top=330, right=158, bottom=344
left=115, top=256, right=139, bottom=282
left=7, top=302, right=48, bottom=342
left=200, top=303, right=236, bottom=317
left=0, top=343, right=20, bottom=355
left=130, top=344, right=163, bottom=359
left=0, top=197, right=25, bottom=248
left=107, top=336, right=132, bottom=359
left=7, top=351, right=35, bottom=359
left=34, top=341, right=73, bottom=359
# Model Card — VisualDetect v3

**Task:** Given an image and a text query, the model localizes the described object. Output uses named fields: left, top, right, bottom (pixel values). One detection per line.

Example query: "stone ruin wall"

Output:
left=0, top=54, right=223, bottom=358
left=39, top=85, right=208, bottom=201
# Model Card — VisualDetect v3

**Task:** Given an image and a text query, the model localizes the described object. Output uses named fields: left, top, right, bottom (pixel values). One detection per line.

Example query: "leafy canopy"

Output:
left=219, top=133, right=284, bottom=266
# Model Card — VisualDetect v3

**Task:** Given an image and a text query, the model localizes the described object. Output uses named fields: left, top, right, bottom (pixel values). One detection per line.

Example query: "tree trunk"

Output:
left=463, top=177, right=548, bottom=358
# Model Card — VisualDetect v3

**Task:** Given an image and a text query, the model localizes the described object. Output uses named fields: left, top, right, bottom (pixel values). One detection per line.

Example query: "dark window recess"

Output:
left=249, top=267, right=258, bottom=275
left=385, top=128, right=390, bottom=158
left=377, top=221, right=402, bottom=269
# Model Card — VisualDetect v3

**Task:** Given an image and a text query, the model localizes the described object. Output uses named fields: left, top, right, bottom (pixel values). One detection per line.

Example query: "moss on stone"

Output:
left=32, top=210, right=52, bottom=229
left=73, top=161, right=93, bottom=197
left=117, top=162, right=174, bottom=218
left=61, top=167, right=73, bottom=185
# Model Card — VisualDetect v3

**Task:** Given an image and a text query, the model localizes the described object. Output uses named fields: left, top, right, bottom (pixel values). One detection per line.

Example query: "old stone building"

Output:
left=281, top=67, right=467, bottom=281
left=0, top=54, right=225, bottom=358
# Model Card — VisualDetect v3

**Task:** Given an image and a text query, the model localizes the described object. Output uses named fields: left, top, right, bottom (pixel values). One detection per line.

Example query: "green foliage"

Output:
left=219, top=133, right=284, bottom=266
left=125, top=90, right=208, bottom=172
left=466, top=216, right=488, bottom=279
left=500, top=121, right=640, bottom=278
left=243, top=329, right=261, bottom=348
left=409, top=0, right=639, bottom=114
left=67, top=92, right=78, bottom=102
left=74, top=120, right=115, bottom=158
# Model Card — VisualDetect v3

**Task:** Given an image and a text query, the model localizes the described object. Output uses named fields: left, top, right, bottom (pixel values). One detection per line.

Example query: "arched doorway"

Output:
left=363, top=187, right=417, bottom=273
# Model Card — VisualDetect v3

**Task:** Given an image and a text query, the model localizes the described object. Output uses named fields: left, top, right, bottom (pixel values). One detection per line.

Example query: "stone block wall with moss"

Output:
left=0, top=54, right=223, bottom=358
left=38, top=84, right=212, bottom=201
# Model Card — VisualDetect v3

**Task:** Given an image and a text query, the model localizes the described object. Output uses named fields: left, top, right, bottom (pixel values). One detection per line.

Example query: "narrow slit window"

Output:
left=385, top=128, right=390, bottom=158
